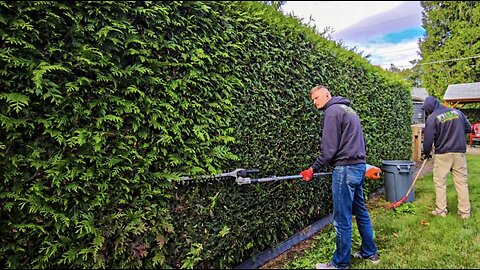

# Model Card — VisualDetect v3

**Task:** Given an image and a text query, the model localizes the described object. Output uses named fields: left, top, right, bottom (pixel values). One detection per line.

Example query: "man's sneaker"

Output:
left=315, top=262, right=349, bottom=269
left=353, top=251, right=380, bottom=265
left=431, top=209, right=448, bottom=217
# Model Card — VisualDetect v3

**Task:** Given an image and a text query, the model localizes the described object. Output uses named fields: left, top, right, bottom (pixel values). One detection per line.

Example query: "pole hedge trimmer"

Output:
left=181, top=164, right=382, bottom=185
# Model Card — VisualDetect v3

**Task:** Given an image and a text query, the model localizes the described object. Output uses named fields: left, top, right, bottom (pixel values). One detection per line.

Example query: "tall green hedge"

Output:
left=0, top=1, right=412, bottom=269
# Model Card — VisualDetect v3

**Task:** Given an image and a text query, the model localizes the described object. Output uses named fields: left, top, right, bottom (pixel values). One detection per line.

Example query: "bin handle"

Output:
left=396, top=164, right=411, bottom=173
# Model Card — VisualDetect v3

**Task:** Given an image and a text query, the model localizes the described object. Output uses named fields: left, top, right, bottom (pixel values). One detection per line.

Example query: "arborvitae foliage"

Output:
left=420, top=1, right=480, bottom=99
left=0, top=1, right=412, bottom=268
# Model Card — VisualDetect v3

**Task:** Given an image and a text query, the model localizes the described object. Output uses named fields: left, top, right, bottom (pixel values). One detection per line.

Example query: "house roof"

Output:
left=443, top=82, right=480, bottom=106
left=411, top=87, right=428, bottom=101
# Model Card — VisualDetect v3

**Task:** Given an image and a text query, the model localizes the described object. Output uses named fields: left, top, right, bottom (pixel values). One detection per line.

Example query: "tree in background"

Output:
left=261, top=1, right=287, bottom=11
left=388, top=60, right=423, bottom=88
left=419, top=1, right=480, bottom=99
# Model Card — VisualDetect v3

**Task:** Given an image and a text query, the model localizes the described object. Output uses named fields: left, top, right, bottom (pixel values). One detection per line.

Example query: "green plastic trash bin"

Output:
left=382, top=160, right=415, bottom=203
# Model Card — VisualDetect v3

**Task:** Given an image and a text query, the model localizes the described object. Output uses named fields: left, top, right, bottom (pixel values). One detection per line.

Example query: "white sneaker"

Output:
left=315, top=262, right=348, bottom=269
left=353, top=251, right=380, bottom=265
left=431, top=209, right=448, bottom=217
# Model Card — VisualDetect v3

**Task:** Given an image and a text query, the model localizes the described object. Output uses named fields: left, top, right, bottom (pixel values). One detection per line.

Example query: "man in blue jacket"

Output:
left=300, top=85, right=379, bottom=269
left=422, top=96, right=472, bottom=219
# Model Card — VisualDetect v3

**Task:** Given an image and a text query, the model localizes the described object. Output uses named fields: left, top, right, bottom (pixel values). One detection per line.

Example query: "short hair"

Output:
left=310, top=85, right=328, bottom=97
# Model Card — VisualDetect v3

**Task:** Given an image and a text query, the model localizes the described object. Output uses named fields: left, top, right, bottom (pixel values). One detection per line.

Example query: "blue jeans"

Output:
left=331, top=164, right=377, bottom=269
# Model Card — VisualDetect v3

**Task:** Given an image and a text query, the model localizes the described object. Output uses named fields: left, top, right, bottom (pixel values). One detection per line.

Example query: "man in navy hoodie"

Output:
left=422, top=96, right=472, bottom=219
left=300, top=85, right=379, bottom=269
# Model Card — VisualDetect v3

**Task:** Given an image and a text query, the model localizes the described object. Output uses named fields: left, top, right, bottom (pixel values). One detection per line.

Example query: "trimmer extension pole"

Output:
left=236, top=163, right=381, bottom=185
left=236, top=172, right=332, bottom=185
left=180, top=168, right=259, bottom=182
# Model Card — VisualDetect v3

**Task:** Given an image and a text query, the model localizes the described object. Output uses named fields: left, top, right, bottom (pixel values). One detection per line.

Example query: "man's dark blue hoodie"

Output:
left=421, top=96, right=472, bottom=155
left=311, top=96, right=366, bottom=172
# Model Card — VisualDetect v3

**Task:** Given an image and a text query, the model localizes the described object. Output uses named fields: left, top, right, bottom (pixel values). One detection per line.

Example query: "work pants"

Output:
left=433, top=153, right=470, bottom=216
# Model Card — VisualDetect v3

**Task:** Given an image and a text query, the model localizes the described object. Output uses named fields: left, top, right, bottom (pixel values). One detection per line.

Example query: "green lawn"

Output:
left=281, top=154, right=480, bottom=269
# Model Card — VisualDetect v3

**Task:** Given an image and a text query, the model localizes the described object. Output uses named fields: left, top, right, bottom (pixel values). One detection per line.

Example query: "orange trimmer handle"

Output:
left=365, top=164, right=382, bottom=180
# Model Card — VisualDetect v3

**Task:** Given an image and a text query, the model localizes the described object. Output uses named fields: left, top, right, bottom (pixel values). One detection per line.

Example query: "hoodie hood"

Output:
left=324, top=96, right=350, bottom=110
left=421, top=96, right=440, bottom=114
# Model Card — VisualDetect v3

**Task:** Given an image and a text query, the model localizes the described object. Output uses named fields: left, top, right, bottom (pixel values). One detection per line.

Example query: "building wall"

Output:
left=412, top=101, right=425, bottom=124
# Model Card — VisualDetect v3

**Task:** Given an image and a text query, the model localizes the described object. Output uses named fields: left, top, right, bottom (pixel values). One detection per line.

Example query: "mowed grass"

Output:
left=281, top=154, right=480, bottom=269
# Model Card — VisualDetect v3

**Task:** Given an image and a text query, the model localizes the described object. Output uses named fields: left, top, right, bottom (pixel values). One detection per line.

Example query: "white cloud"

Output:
left=361, top=40, right=421, bottom=69
left=281, top=1, right=424, bottom=70
left=282, top=1, right=407, bottom=34
left=334, top=1, right=422, bottom=41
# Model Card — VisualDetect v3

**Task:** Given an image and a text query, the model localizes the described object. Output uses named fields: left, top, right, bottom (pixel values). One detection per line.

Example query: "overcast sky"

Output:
left=281, top=1, right=425, bottom=70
